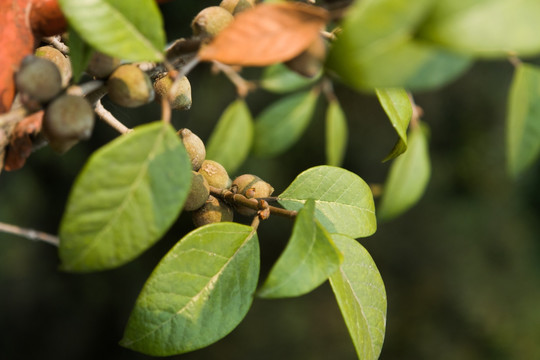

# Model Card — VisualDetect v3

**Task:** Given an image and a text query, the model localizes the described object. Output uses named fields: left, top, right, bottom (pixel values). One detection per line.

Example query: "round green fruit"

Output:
left=43, top=94, right=95, bottom=153
left=220, top=0, right=255, bottom=14
left=191, top=6, right=234, bottom=39
left=192, top=195, right=234, bottom=227
left=178, top=128, right=206, bottom=171
left=107, top=64, right=154, bottom=108
left=154, top=74, right=192, bottom=110
left=15, top=55, right=62, bottom=104
left=35, top=46, right=72, bottom=87
left=87, top=52, right=121, bottom=79
left=198, top=160, right=231, bottom=189
left=184, top=171, right=210, bottom=211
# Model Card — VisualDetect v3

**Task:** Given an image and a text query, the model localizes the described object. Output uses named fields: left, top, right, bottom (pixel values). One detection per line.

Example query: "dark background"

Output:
left=1, top=1, right=540, bottom=359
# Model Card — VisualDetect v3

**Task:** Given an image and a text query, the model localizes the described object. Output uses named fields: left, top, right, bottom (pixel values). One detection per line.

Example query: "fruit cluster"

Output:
left=178, top=128, right=274, bottom=227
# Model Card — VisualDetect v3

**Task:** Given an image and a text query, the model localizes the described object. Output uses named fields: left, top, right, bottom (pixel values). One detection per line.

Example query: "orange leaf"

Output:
left=198, top=2, right=328, bottom=66
left=0, top=0, right=36, bottom=113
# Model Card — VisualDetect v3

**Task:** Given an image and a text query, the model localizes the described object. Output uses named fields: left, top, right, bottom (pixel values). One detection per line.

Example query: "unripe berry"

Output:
left=220, top=0, right=255, bottom=14
left=43, top=94, right=95, bottom=153
left=192, top=195, right=234, bottom=227
left=191, top=6, right=234, bottom=39
left=107, top=64, right=154, bottom=108
left=154, top=74, right=192, bottom=110
left=198, top=160, right=231, bottom=189
left=87, top=52, right=121, bottom=79
left=285, top=36, right=326, bottom=78
left=184, top=171, right=210, bottom=211
left=35, top=46, right=72, bottom=87
left=232, top=174, right=274, bottom=198
left=15, top=55, right=62, bottom=104
left=178, top=128, right=206, bottom=171
left=232, top=174, right=274, bottom=216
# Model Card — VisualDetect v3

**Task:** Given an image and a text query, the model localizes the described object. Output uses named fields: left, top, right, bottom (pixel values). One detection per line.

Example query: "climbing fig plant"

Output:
left=1, top=0, right=540, bottom=359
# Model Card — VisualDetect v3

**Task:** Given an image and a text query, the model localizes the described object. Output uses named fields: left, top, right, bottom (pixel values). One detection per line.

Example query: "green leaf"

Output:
left=326, top=0, right=471, bottom=90
left=261, top=63, right=321, bottom=94
left=329, top=235, right=387, bottom=360
left=120, top=223, right=259, bottom=356
left=253, top=89, right=319, bottom=157
left=258, top=199, right=342, bottom=299
left=59, top=122, right=191, bottom=272
left=206, top=99, right=253, bottom=174
left=58, top=0, right=165, bottom=62
left=278, top=166, right=376, bottom=238
left=506, top=63, right=540, bottom=177
left=375, top=88, right=412, bottom=161
left=67, top=27, right=93, bottom=83
left=325, top=99, right=348, bottom=167
left=419, top=0, right=540, bottom=57
left=378, top=123, right=431, bottom=221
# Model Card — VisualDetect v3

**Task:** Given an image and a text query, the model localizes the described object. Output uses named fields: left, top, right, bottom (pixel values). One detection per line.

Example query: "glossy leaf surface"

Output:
left=506, top=63, right=540, bottom=177
left=261, top=63, right=321, bottom=93
left=253, top=89, right=319, bottom=157
left=58, top=0, right=165, bottom=61
left=378, top=123, right=431, bottom=220
left=206, top=100, right=253, bottom=174
left=258, top=199, right=342, bottom=298
left=326, top=0, right=471, bottom=90
left=375, top=88, right=411, bottom=161
left=59, top=122, right=191, bottom=272
left=419, top=0, right=540, bottom=57
left=121, top=223, right=259, bottom=356
left=325, top=99, right=348, bottom=166
left=278, top=166, right=376, bottom=238
left=329, top=235, right=387, bottom=360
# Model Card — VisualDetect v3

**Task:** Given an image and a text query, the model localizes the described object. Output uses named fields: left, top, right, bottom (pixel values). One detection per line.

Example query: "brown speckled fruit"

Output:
left=154, top=74, right=192, bottom=110
left=191, top=6, right=234, bottom=39
left=87, top=52, right=121, bottom=79
left=232, top=174, right=274, bottom=216
left=178, top=128, right=206, bottom=171
left=220, top=0, right=255, bottom=14
left=107, top=64, right=154, bottom=108
left=192, top=195, right=234, bottom=227
left=184, top=171, right=210, bottom=211
left=43, top=94, right=95, bottom=153
left=35, top=46, right=72, bottom=87
left=15, top=55, right=62, bottom=104
left=198, top=160, right=230, bottom=189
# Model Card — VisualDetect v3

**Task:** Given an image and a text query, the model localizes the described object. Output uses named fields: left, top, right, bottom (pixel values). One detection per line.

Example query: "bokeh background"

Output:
left=1, top=1, right=540, bottom=359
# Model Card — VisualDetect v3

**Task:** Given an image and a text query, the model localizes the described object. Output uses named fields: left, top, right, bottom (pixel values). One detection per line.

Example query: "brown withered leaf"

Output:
left=198, top=2, right=329, bottom=66
left=4, top=111, right=43, bottom=171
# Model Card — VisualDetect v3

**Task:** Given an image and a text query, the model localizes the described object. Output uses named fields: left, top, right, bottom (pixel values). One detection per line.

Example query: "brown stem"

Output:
left=209, top=186, right=298, bottom=219
left=212, top=61, right=256, bottom=98
left=94, top=100, right=132, bottom=134
left=0, top=221, right=59, bottom=246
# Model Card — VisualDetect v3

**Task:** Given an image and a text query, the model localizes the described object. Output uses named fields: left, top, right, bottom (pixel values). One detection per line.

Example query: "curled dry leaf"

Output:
left=4, top=111, right=44, bottom=171
left=198, top=2, right=329, bottom=66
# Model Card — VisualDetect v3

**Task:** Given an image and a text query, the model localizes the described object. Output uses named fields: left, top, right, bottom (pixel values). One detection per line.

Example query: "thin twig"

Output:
left=408, top=92, right=423, bottom=128
left=212, top=61, right=256, bottom=98
left=209, top=186, right=298, bottom=219
left=161, top=96, right=172, bottom=124
left=94, top=100, right=132, bottom=134
left=42, top=35, right=69, bottom=55
left=0, top=221, right=59, bottom=246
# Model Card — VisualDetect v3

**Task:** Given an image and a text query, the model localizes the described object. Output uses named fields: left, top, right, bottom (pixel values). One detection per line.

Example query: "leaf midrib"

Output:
left=66, top=125, right=166, bottom=269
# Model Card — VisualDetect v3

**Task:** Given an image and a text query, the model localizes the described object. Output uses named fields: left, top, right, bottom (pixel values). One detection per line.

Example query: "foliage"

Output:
left=1, top=0, right=540, bottom=359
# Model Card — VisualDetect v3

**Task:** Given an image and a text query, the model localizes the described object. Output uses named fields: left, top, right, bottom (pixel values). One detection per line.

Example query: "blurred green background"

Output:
left=1, top=1, right=540, bottom=359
